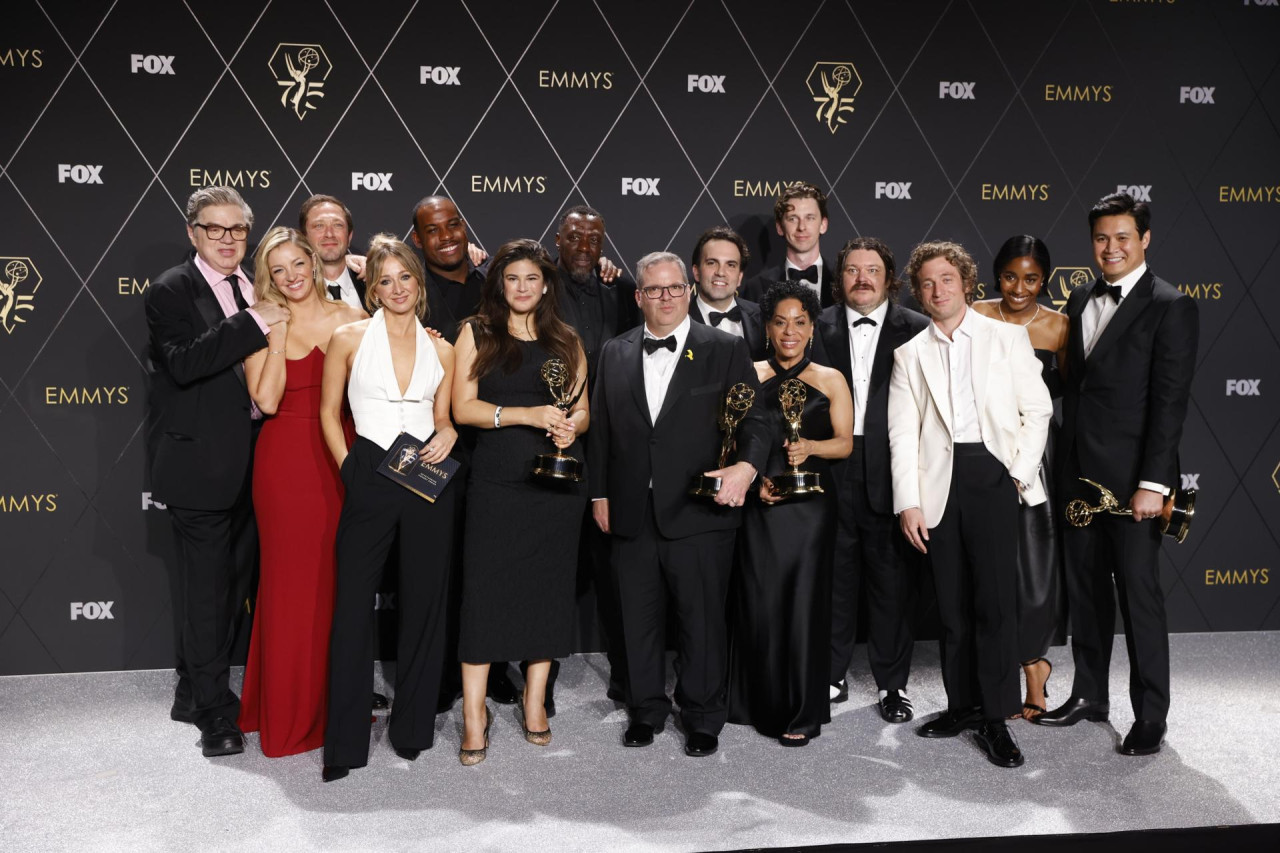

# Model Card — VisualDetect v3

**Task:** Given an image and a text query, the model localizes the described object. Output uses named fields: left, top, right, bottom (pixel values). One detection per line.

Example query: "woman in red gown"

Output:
left=237, top=227, right=366, bottom=757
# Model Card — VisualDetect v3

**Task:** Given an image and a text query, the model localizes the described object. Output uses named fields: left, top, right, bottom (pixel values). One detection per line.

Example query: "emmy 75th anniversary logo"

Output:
left=0, top=257, right=41, bottom=334
left=1047, top=266, right=1095, bottom=311
left=268, top=43, right=331, bottom=120
left=806, top=61, right=861, bottom=134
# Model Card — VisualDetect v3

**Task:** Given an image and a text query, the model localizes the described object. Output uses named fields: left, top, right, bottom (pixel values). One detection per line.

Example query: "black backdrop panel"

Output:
left=3, top=0, right=1279, bottom=674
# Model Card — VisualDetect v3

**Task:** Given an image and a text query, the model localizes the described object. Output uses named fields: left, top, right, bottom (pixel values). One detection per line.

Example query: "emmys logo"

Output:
left=375, top=592, right=397, bottom=610
left=1177, top=281, right=1222, bottom=300
left=1117, top=184, right=1152, bottom=201
left=470, top=175, right=546, bottom=194
left=189, top=169, right=271, bottom=188
left=0, top=494, right=58, bottom=512
left=0, top=49, right=43, bottom=68
left=117, top=276, right=150, bottom=296
left=1044, top=84, right=1112, bottom=102
left=1204, top=569, right=1269, bottom=586
left=1225, top=379, right=1261, bottom=396
left=732, top=179, right=805, bottom=198
left=1179, top=86, right=1215, bottom=104
left=1046, top=266, right=1094, bottom=310
left=351, top=172, right=393, bottom=191
left=141, top=492, right=167, bottom=510
left=0, top=257, right=40, bottom=334
left=687, top=74, right=725, bottom=93
left=130, top=54, right=174, bottom=75
left=621, top=177, right=660, bottom=196
left=420, top=66, right=460, bottom=85
left=70, top=601, right=115, bottom=620
left=537, top=70, right=613, bottom=89
left=981, top=183, right=1050, bottom=201
left=939, top=81, right=975, bottom=99
left=269, top=43, right=331, bottom=120
left=44, top=386, right=131, bottom=405
left=392, top=445, right=418, bottom=474
left=1217, top=185, right=1280, bottom=202
left=58, top=164, right=103, bottom=184
left=807, top=62, right=860, bottom=133
left=874, top=181, right=912, bottom=200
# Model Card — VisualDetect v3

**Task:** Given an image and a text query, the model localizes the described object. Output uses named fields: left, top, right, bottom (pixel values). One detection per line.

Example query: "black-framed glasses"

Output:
left=640, top=283, right=689, bottom=299
left=194, top=223, right=250, bottom=241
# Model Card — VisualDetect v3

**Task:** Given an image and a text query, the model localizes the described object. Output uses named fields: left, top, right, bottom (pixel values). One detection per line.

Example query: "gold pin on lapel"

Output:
left=685, top=348, right=694, bottom=361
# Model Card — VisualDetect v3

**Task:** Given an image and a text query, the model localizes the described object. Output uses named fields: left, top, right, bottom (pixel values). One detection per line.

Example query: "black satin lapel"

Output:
left=825, top=314, right=852, bottom=384
left=190, top=274, right=248, bottom=389
left=627, top=335, right=651, bottom=427
left=869, top=310, right=903, bottom=396
left=655, top=339, right=697, bottom=426
left=1089, top=273, right=1153, bottom=362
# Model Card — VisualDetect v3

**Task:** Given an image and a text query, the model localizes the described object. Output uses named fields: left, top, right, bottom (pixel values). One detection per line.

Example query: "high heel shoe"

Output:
left=459, top=705, right=492, bottom=766
left=1021, top=657, right=1053, bottom=719
left=517, top=692, right=552, bottom=746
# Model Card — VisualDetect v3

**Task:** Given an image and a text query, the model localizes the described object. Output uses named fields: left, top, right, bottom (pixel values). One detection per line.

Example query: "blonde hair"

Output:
left=252, top=226, right=326, bottom=306
left=364, top=233, right=428, bottom=320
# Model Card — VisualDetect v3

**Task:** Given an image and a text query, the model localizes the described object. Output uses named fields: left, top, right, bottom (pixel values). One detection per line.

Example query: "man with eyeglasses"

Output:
left=812, top=237, right=929, bottom=722
left=145, top=186, right=290, bottom=758
left=589, top=252, right=769, bottom=758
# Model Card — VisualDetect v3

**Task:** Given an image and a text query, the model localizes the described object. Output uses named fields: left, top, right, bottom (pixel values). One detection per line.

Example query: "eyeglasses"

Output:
left=194, top=223, right=250, bottom=241
left=640, top=283, right=689, bottom=299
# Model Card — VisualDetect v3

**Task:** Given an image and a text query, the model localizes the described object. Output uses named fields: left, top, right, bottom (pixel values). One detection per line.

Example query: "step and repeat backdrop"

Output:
left=2, top=0, right=1278, bottom=674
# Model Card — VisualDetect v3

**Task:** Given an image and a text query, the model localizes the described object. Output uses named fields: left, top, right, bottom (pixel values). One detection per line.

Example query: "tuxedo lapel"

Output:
left=870, top=305, right=906, bottom=397
left=625, top=333, right=651, bottom=428
left=822, top=310, right=852, bottom=385
left=1089, top=271, right=1153, bottom=362
left=740, top=300, right=763, bottom=357
left=916, top=335, right=953, bottom=433
left=188, top=263, right=248, bottom=390
left=655, top=336, right=697, bottom=427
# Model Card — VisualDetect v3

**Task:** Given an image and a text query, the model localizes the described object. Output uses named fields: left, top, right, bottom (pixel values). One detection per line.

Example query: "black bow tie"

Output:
left=787, top=265, right=819, bottom=284
left=327, top=284, right=343, bottom=301
left=1094, top=281, right=1124, bottom=303
left=852, top=316, right=877, bottom=328
left=709, top=306, right=742, bottom=327
left=642, top=335, right=677, bottom=355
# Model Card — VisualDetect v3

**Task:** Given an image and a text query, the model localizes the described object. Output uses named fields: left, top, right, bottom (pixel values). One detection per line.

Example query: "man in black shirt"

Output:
left=554, top=205, right=638, bottom=384
left=411, top=196, right=487, bottom=344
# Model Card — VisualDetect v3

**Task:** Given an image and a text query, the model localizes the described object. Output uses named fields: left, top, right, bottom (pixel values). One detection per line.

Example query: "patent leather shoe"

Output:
left=1120, top=720, right=1166, bottom=756
left=199, top=717, right=244, bottom=757
left=916, top=707, right=982, bottom=738
left=372, top=692, right=390, bottom=711
left=684, top=732, right=718, bottom=757
left=878, top=689, right=914, bottom=723
left=624, top=722, right=659, bottom=747
left=973, top=721, right=1024, bottom=768
left=829, top=679, right=849, bottom=704
left=321, top=765, right=349, bottom=783
left=394, top=746, right=421, bottom=761
left=1034, top=697, right=1109, bottom=727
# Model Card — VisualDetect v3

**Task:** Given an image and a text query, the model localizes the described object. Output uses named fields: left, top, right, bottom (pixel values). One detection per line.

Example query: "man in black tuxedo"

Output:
left=742, top=181, right=835, bottom=307
left=811, top=237, right=929, bottom=721
left=687, top=225, right=766, bottom=361
left=590, top=251, right=769, bottom=757
left=300, top=193, right=365, bottom=310
left=146, top=186, right=289, bottom=757
left=411, top=196, right=486, bottom=345
left=1036, top=192, right=1198, bottom=756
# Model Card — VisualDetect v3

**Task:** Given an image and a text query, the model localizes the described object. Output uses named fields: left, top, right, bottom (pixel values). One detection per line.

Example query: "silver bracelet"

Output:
left=268, top=349, right=285, bottom=355
left=494, top=405, right=503, bottom=428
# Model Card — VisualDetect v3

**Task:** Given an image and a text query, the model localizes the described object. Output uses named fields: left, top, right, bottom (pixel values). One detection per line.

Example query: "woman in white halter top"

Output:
left=317, top=234, right=458, bottom=783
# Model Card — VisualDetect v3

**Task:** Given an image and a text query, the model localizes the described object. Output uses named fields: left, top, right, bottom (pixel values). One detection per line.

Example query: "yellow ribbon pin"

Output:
left=685, top=348, right=694, bottom=361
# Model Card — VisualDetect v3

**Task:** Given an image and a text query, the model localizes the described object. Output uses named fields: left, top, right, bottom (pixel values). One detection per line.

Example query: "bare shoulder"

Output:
left=805, top=362, right=848, bottom=398
left=753, top=360, right=773, bottom=384
left=431, top=333, right=455, bottom=365
left=972, top=299, right=1001, bottom=319
left=331, top=318, right=370, bottom=347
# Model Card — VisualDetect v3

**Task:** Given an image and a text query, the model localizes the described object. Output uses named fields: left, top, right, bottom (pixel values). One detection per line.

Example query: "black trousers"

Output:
left=1061, top=462, right=1169, bottom=722
left=165, top=437, right=258, bottom=730
left=928, top=444, right=1020, bottom=720
left=612, top=493, right=735, bottom=735
left=324, top=437, right=454, bottom=768
left=830, top=448, right=917, bottom=690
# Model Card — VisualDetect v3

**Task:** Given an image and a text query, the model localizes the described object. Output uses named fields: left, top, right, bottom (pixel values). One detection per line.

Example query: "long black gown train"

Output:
left=1017, top=349, right=1065, bottom=660
left=728, top=357, right=835, bottom=739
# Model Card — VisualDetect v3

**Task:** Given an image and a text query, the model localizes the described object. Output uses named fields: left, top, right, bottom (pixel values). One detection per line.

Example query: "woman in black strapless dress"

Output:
left=974, top=235, right=1070, bottom=720
left=728, top=280, right=853, bottom=746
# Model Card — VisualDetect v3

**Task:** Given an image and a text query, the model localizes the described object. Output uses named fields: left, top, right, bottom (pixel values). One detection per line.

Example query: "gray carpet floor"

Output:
left=2, top=631, right=1277, bottom=852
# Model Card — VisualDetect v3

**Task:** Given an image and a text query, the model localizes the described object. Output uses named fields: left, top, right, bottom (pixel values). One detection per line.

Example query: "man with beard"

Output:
left=300, top=194, right=364, bottom=309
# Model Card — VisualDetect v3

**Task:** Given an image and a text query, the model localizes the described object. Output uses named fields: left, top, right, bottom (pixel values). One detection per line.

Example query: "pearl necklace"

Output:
left=998, top=302, right=1039, bottom=326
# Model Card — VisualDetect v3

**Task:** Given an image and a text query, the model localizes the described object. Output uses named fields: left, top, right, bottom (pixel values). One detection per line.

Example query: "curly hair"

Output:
left=904, top=240, right=978, bottom=306
left=759, top=278, right=822, bottom=327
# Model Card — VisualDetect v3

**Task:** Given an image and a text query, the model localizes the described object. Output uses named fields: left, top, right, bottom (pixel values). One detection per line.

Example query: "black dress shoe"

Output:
left=394, top=746, right=422, bottom=761
left=973, top=721, right=1024, bottom=768
left=830, top=679, right=849, bottom=704
left=1034, top=697, right=1110, bottom=728
left=488, top=670, right=520, bottom=705
left=199, top=717, right=245, bottom=757
left=684, top=732, right=719, bottom=757
left=372, top=692, right=390, bottom=711
left=878, top=689, right=914, bottom=723
left=1120, top=720, right=1166, bottom=756
left=321, top=765, right=349, bottom=783
left=916, top=707, right=982, bottom=738
left=624, top=722, right=659, bottom=747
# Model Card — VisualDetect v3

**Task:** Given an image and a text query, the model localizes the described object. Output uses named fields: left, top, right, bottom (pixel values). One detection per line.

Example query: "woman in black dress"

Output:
left=973, top=235, right=1069, bottom=719
left=451, top=239, right=589, bottom=764
left=729, top=280, right=853, bottom=746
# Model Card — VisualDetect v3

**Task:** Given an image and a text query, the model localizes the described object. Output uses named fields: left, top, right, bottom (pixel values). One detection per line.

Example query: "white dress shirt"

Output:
left=696, top=295, right=744, bottom=340
left=846, top=299, right=888, bottom=436
left=785, top=257, right=824, bottom=301
left=326, top=267, right=363, bottom=310
left=642, top=316, right=691, bottom=424
left=930, top=307, right=982, bottom=443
